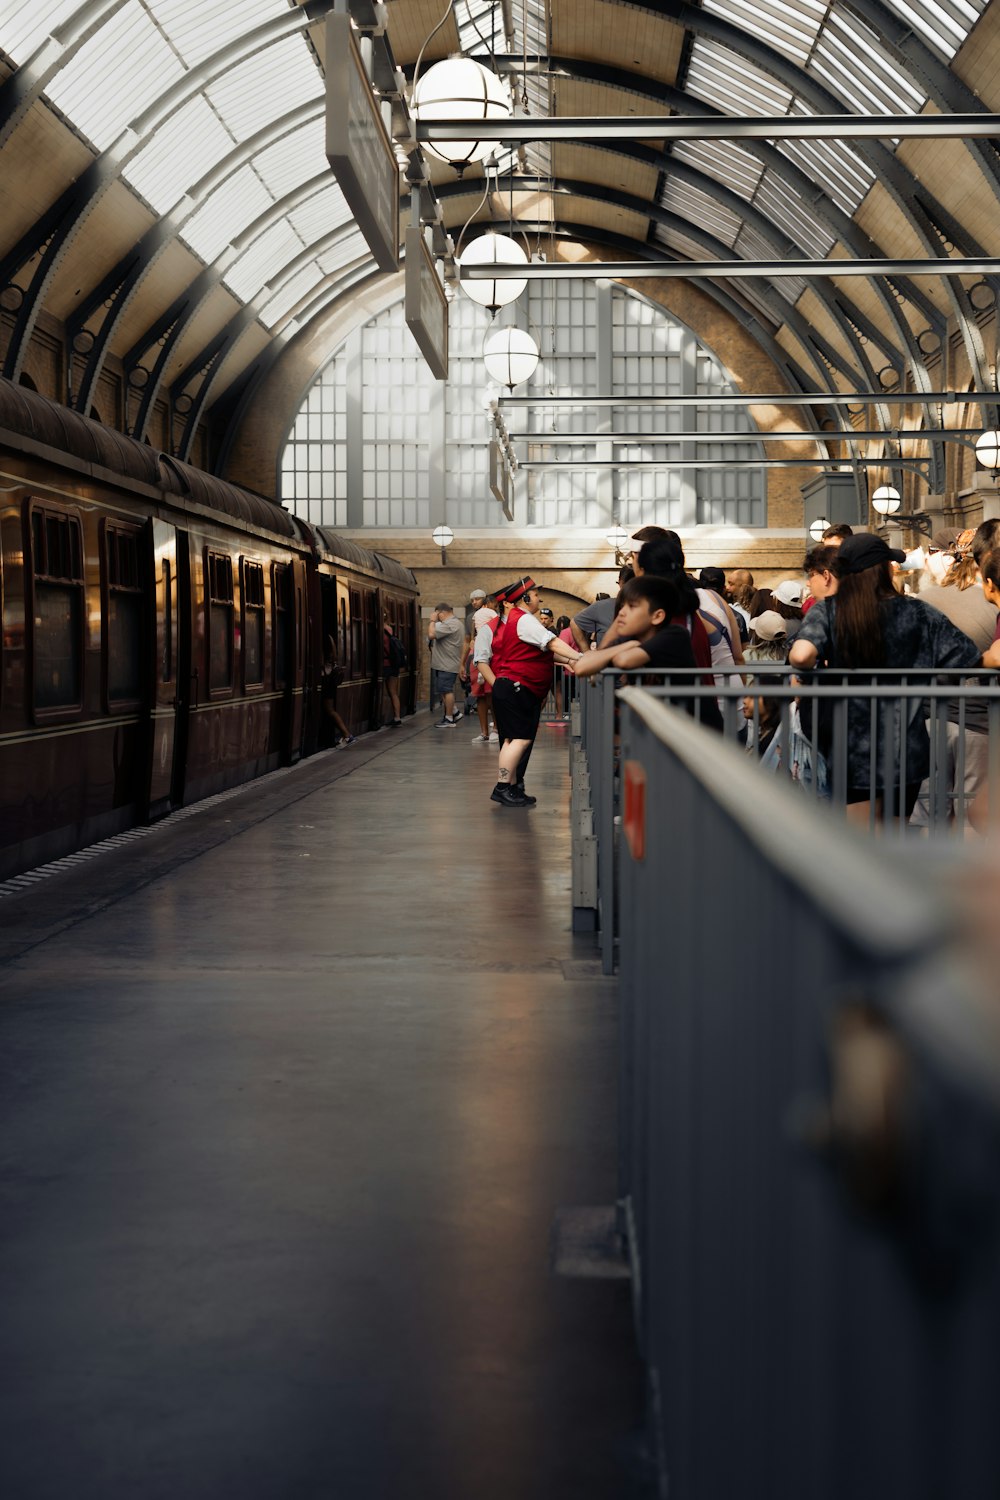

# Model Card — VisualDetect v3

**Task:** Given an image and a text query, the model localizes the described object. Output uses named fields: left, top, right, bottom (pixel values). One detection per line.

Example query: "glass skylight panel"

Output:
left=181, top=164, right=274, bottom=261
left=662, top=178, right=743, bottom=250
left=286, top=184, right=352, bottom=246
left=316, top=231, right=367, bottom=278
left=808, top=10, right=925, bottom=116
left=0, top=0, right=79, bottom=62
left=252, top=116, right=327, bottom=200
left=148, top=0, right=280, bottom=70
left=45, top=0, right=186, bottom=151
left=728, top=277, right=787, bottom=326
left=779, top=114, right=875, bottom=216
left=258, top=264, right=324, bottom=329
left=701, top=0, right=825, bottom=67
left=686, top=39, right=794, bottom=117
left=734, top=222, right=807, bottom=302
left=753, top=170, right=834, bottom=258
left=205, top=34, right=319, bottom=141
left=654, top=226, right=710, bottom=264
left=882, top=0, right=985, bottom=63
left=673, top=140, right=765, bottom=205
left=223, top=220, right=305, bottom=302
left=123, top=95, right=238, bottom=213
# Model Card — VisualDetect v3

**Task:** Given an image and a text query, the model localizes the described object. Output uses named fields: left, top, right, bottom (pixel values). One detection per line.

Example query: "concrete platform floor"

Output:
left=0, top=715, right=650, bottom=1499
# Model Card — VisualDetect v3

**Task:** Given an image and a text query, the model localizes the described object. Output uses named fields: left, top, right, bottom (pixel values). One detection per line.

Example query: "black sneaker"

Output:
left=514, top=784, right=537, bottom=805
left=490, top=782, right=508, bottom=804
left=494, top=785, right=531, bottom=808
left=434, top=716, right=458, bottom=729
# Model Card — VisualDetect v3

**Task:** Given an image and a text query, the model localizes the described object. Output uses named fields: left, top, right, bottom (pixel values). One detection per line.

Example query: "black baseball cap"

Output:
left=836, top=534, right=905, bottom=575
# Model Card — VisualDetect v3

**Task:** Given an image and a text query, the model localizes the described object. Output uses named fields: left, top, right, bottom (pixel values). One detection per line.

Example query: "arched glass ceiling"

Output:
left=0, top=0, right=992, bottom=411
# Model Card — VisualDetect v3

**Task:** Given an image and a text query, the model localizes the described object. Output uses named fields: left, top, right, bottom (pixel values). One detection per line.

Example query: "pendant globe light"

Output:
left=458, top=231, right=528, bottom=312
left=411, top=57, right=512, bottom=176
left=483, top=326, right=539, bottom=390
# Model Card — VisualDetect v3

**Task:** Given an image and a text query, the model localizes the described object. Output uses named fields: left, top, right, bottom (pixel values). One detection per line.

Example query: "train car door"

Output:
left=146, top=519, right=188, bottom=817
left=284, top=557, right=307, bottom=762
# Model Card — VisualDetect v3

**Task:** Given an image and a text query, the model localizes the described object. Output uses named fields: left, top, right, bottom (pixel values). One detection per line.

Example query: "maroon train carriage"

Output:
left=0, top=377, right=419, bottom=881
left=311, top=527, right=419, bottom=737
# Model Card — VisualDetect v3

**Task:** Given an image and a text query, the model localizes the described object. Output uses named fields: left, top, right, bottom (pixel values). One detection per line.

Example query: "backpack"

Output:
left=387, top=633, right=407, bottom=671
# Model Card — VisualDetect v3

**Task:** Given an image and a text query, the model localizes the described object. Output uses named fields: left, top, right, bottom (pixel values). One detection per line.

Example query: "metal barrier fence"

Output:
left=616, top=685, right=1000, bottom=1499
left=572, top=667, right=1000, bottom=973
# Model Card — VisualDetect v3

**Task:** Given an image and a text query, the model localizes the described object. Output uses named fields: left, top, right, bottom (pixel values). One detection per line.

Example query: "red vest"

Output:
left=495, top=606, right=554, bottom=699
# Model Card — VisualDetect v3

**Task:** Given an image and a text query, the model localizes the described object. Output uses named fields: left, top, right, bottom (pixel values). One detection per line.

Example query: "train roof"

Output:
left=0, top=377, right=298, bottom=539
left=314, top=528, right=418, bottom=589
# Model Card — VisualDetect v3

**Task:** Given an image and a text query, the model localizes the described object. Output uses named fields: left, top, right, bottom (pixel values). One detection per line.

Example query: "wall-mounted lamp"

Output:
left=808, top=516, right=830, bottom=542
left=975, top=429, right=1000, bottom=476
left=605, top=524, right=630, bottom=566
left=871, top=484, right=902, bottom=516
left=432, top=524, right=454, bottom=565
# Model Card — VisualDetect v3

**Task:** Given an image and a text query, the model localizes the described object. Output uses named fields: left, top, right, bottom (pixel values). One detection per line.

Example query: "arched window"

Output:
left=279, top=284, right=765, bottom=529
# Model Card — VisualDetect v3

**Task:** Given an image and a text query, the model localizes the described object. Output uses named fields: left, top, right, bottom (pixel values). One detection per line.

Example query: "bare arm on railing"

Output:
left=788, top=638, right=818, bottom=671
left=574, top=639, right=670, bottom=677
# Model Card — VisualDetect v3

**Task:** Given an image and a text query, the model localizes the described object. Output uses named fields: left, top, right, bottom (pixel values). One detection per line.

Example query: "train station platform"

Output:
left=0, top=717, right=649, bottom=1500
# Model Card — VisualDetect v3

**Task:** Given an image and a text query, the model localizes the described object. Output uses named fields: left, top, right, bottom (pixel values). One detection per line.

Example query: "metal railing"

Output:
left=615, top=684, right=1000, bottom=1499
left=572, top=667, right=1000, bottom=973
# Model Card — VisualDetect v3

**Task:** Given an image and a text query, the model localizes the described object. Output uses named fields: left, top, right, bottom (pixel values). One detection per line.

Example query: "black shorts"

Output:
left=846, top=782, right=922, bottom=817
left=492, top=676, right=545, bottom=741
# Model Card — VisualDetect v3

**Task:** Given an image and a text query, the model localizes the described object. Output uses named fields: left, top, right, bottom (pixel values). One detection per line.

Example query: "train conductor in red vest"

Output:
left=474, top=576, right=582, bottom=807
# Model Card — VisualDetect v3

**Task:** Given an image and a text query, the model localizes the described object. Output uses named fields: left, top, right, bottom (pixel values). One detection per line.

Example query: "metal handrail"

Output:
left=615, top=683, right=1000, bottom=1495
left=573, top=666, right=1000, bottom=972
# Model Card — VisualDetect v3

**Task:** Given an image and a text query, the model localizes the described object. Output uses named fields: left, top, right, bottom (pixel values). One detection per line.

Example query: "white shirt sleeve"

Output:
left=517, top=613, right=555, bottom=649
left=473, top=622, right=496, bottom=664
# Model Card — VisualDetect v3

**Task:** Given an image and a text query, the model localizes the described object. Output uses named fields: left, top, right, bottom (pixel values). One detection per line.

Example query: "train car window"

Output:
left=241, top=559, right=265, bottom=689
left=29, top=504, right=84, bottom=712
left=350, top=588, right=362, bottom=677
left=272, top=563, right=289, bottom=689
left=103, top=523, right=143, bottom=706
left=206, top=551, right=234, bottom=693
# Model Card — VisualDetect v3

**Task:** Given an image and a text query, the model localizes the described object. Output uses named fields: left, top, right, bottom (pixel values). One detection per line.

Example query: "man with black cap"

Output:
left=475, top=576, right=582, bottom=807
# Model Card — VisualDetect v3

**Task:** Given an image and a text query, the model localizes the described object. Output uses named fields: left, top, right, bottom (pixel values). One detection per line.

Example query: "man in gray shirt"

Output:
left=571, top=565, right=634, bottom=650
left=428, top=603, right=465, bottom=726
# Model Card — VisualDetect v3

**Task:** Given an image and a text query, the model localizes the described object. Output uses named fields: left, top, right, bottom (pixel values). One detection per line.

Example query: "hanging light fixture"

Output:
left=871, top=484, right=902, bottom=515
left=808, top=516, right=830, bottom=542
left=974, top=429, right=1000, bottom=474
left=458, top=231, right=528, bottom=311
left=483, top=326, right=539, bottom=390
left=411, top=57, right=511, bottom=176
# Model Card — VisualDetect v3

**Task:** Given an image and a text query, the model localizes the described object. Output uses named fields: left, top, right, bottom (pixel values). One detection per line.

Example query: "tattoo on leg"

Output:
left=499, top=767, right=511, bottom=782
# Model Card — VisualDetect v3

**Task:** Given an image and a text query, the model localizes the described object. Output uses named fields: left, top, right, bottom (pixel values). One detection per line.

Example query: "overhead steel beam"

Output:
left=464, top=258, right=1000, bottom=279
left=518, top=457, right=931, bottom=475
left=498, top=392, right=987, bottom=406
left=508, top=429, right=983, bottom=444
left=419, top=113, right=1000, bottom=143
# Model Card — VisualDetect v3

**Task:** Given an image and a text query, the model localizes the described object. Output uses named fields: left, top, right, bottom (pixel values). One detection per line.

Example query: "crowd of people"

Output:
left=563, top=518, right=1000, bottom=828
left=444, top=519, right=1000, bottom=823
left=327, top=516, right=1000, bottom=826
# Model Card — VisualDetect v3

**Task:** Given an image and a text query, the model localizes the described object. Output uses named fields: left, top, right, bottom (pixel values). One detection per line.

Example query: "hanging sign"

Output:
left=325, top=13, right=399, bottom=272
left=405, top=225, right=448, bottom=380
